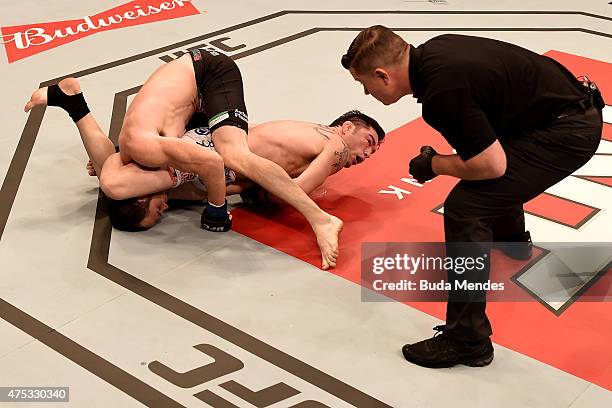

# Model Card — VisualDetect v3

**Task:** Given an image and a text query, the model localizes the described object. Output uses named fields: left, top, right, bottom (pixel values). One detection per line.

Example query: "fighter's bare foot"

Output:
left=313, top=214, right=343, bottom=270
left=24, top=77, right=81, bottom=112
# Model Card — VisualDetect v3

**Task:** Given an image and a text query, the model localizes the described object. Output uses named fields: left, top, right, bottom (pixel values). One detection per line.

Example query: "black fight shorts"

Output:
left=188, top=48, right=248, bottom=133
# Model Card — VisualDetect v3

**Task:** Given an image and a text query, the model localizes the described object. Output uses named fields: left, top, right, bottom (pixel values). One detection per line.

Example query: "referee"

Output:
left=341, top=26, right=604, bottom=368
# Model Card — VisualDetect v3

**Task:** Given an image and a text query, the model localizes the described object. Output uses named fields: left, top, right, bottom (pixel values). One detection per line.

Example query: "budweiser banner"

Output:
left=0, top=0, right=201, bottom=63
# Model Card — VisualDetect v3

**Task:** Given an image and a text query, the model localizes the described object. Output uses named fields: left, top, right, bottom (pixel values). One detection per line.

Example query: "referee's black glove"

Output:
left=409, top=146, right=438, bottom=184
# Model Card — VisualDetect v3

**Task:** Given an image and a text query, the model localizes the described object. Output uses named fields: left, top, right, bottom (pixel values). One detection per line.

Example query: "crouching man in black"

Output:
left=341, top=26, right=604, bottom=367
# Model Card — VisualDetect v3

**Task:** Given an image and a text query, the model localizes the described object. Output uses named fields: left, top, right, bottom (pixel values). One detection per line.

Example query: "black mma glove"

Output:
left=240, top=187, right=269, bottom=206
left=409, top=146, right=438, bottom=184
left=201, top=201, right=232, bottom=232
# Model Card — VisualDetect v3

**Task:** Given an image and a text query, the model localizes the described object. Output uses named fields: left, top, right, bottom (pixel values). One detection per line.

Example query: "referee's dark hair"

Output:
left=341, top=25, right=409, bottom=74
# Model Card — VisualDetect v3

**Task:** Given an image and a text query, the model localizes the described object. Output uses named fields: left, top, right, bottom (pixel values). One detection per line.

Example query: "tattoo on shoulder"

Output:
left=332, top=141, right=350, bottom=173
left=315, top=124, right=334, bottom=140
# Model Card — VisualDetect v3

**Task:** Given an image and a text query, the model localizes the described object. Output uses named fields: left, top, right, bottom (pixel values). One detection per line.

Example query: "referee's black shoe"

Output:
left=493, top=231, right=533, bottom=260
left=402, top=325, right=494, bottom=368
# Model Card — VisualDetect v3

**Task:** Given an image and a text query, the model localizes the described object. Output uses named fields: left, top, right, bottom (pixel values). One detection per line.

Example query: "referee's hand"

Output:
left=409, top=146, right=438, bottom=183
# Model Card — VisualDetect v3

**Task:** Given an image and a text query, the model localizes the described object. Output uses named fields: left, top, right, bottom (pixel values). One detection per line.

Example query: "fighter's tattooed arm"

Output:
left=332, top=141, right=350, bottom=173
left=292, top=138, right=347, bottom=195
left=315, top=124, right=335, bottom=140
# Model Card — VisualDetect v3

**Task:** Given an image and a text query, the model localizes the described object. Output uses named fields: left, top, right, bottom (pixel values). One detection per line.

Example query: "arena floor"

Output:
left=0, top=1, right=611, bottom=407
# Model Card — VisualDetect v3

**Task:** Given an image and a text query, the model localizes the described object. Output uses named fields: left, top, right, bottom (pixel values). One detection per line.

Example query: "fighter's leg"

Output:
left=24, top=78, right=114, bottom=176
left=192, top=48, right=341, bottom=268
left=74, top=114, right=117, bottom=177
left=212, top=126, right=342, bottom=270
left=24, top=78, right=216, bottom=204
left=119, top=127, right=226, bottom=207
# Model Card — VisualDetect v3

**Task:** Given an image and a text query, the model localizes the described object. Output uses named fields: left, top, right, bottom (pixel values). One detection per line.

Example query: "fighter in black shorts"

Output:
left=188, top=48, right=249, bottom=133
left=99, top=46, right=342, bottom=269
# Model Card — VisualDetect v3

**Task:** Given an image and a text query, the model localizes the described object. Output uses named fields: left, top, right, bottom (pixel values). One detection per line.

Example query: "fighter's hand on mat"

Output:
left=409, top=146, right=438, bottom=184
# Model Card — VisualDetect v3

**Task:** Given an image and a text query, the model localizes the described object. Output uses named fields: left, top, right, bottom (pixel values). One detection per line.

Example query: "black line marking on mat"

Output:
left=39, top=11, right=290, bottom=86
left=551, top=259, right=612, bottom=316
left=322, top=27, right=612, bottom=39
left=0, top=104, right=45, bottom=239
left=430, top=195, right=599, bottom=230
left=88, top=213, right=391, bottom=406
left=523, top=208, right=599, bottom=230
left=193, top=389, right=239, bottom=407
left=37, top=9, right=612, bottom=85
left=87, top=32, right=391, bottom=408
left=231, top=29, right=320, bottom=59
left=574, top=175, right=612, bottom=188
left=285, top=10, right=612, bottom=23
left=109, top=86, right=142, bottom=145
left=511, top=253, right=611, bottom=316
left=4, top=9, right=612, bottom=406
left=430, top=203, right=444, bottom=216
left=508, top=247, right=566, bottom=315
left=525, top=191, right=601, bottom=230
left=494, top=247, right=557, bottom=312
left=0, top=296, right=185, bottom=408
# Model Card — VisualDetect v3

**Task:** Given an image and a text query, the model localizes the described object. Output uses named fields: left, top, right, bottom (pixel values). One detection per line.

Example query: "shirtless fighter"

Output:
left=25, top=79, right=228, bottom=230
left=102, top=109, right=384, bottom=205
left=25, top=78, right=385, bottom=270
left=28, top=48, right=343, bottom=269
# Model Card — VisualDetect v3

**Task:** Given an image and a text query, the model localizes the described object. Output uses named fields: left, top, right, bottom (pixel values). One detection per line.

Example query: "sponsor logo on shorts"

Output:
left=194, top=126, right=210, bottom=136
left=0, top=0, right=201, bottom=63
left=208, top=111, right=230, bottom=128
left=234, top=109, right=248, bottom=123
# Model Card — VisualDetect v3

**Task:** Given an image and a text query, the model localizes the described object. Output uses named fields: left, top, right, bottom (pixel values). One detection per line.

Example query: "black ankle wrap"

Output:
left=47, top=84, right=90, bottom=123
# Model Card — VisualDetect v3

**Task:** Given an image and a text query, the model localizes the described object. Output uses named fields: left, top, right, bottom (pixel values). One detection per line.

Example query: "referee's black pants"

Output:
left=443, top=105, right=603, bottom=342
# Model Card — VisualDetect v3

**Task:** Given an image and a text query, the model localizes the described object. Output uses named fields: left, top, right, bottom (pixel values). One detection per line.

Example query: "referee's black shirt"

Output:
left=408, top=34, right=587, bottom=160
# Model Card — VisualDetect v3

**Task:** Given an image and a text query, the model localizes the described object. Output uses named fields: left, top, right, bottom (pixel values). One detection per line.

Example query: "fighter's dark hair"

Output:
left=107, top=196, right=151, bottom=232
left=330, top=110, right=386, bottom=143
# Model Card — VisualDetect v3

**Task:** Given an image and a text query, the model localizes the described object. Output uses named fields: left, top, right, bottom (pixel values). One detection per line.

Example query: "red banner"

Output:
left=0, top=0, right=201, bottom=63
